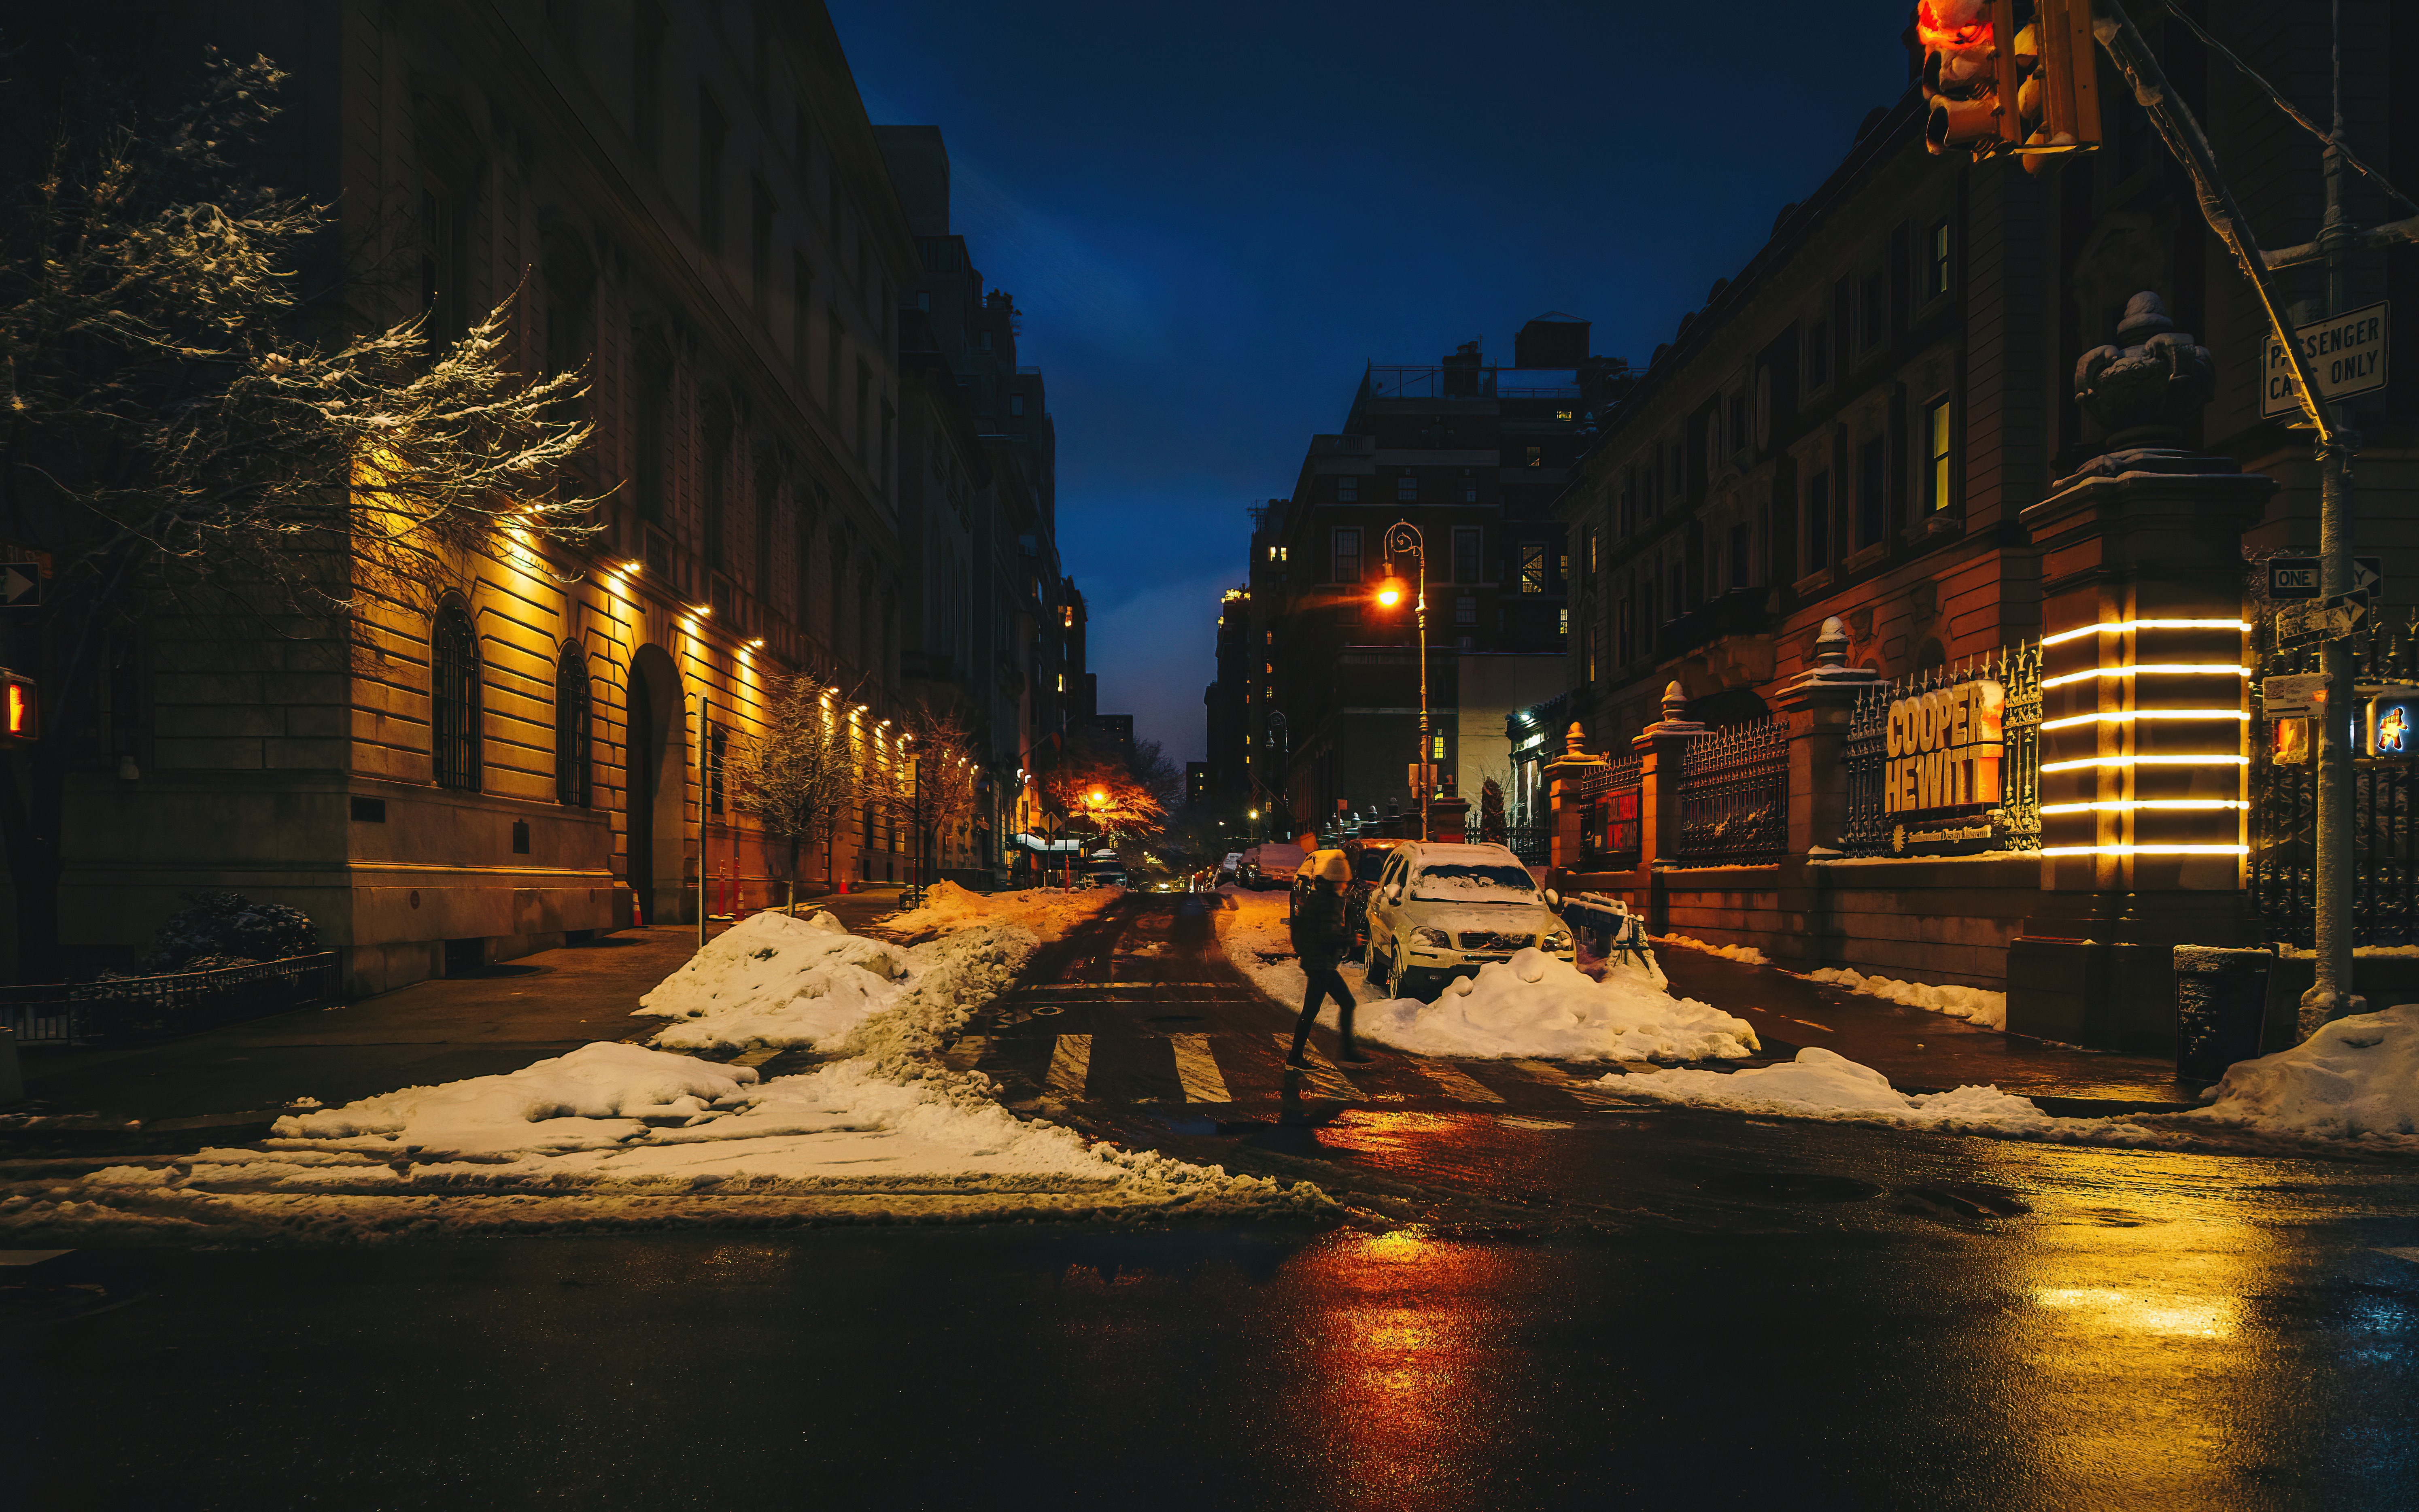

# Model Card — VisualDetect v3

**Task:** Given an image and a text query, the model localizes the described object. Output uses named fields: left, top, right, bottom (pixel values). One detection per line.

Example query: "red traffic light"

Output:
left=0, top=669, right=35, bottom=743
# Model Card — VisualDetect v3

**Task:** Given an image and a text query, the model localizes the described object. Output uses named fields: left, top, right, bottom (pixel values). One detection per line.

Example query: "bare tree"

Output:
left=1039, top=728, right=1168, bottom=840
left=0, top=49, right=601, bottom=976
left=730, top=675, right=861, bottom=888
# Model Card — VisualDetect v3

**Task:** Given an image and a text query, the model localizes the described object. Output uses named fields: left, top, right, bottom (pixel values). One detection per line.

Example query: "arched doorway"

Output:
left=625, top=643, right=690, bottom=925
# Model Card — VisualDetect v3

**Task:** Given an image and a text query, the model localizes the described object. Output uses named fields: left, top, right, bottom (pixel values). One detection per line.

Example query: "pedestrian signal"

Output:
left=0, top=669, right=34, bottom=743
left=1918, top=0, right=2101, bottom=168
left=2368, top=688, right=2419, bottom=760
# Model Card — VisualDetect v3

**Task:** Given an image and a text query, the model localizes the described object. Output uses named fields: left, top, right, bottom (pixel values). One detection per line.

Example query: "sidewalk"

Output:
left=11, top=926, right=709, bottom=1132
left=1654, top=948, right=2200, bottom=1111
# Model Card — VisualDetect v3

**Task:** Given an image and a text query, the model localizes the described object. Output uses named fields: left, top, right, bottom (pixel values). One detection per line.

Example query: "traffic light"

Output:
left=0, top=669, right=35, bottom=744
left=2010, top=0, right=2103, bottom=171
left=1918, top=0, right=2102, bottom=167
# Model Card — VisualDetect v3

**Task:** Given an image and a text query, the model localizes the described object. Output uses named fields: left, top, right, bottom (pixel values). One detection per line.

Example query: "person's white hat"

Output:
left=1316, top=852, right=1350, bottom=882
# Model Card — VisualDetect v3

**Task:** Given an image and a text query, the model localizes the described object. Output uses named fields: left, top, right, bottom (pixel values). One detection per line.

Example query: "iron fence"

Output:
left=2250, top=614, right=2418, bottom=948
left=1457, top=813, right=1552, bottom=865
left=0, top=952, right=344, bottom=1046
left=1676, top=719, right=1789, bottom=864
left=1841, top=639, right=2041, bottom=857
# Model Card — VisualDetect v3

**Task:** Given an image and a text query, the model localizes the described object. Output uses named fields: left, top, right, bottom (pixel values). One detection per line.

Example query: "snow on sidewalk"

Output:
left=1801, top=967, right=2008, bottom=1030
left=1655, top=934, right=1771, bottom=966
left=879, top=879, right=1123, bottom=945
left=1595, top=1004, right=2419, bottom=1154
left=0, top=913, right=1334, bottom=1242
left=15, top=1044, right=1318, bottom=1243
left=1217, top=890, right=1758, bottom=1062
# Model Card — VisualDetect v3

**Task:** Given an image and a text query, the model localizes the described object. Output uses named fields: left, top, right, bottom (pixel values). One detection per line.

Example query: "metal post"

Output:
left=1386, top=520, right=1431, bottom=841
left=2308, top=0, right=2364, bottom=1028
left=696, top=692, right=708, bottom=950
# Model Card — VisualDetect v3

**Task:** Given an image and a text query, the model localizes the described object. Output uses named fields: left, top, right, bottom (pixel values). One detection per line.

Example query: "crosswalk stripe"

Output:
left=1046, top=1034, right=1092, bottom=1098
left=1272, top=1035, right=1362, bottom=1098
left=1170, top=1035, right=1231, bottom=1102
left=1412, top=1060, right=1506, bottom=1102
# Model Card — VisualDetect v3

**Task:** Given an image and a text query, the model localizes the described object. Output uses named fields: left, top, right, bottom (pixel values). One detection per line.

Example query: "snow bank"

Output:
left=637, top=908, right=1034, bottom=1055
left=881, top=879, right=1122, bottom=944
left=2187, top=1004, right=2419, bottom=1143
left=1358, top=949, right=1761, bottom=1062
left=1656, top=934, right=1771, bottom=966
left=1802, top=966, right=2009, bottom=1030
left=1602, top=1047, right=2058, bottom=1130
left=2, top=1048, right=1325, bottom=1243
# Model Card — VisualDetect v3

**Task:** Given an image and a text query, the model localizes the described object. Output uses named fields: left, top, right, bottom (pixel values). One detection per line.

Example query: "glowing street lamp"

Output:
left=1371, top=520, right=1432, bottom=840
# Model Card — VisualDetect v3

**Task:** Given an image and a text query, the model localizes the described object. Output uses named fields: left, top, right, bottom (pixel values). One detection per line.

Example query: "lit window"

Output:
left=1525, top=446, right=1543, bottom=467
left=1519, top=542, right=1547, bottom=594
left=1555, top=409, right=1573, bottom=421
left=1057, top=673, right=1064, bottom=692
left=1927, top=397, right=1954, bottom=511
left=1559, top=606, right=1569, bottom=636
left=1431, top=735, right=1445, bottom=760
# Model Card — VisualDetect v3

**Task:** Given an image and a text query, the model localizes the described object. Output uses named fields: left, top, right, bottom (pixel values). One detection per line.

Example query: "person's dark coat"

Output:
left=1296, top=884, right=1351, bottom=970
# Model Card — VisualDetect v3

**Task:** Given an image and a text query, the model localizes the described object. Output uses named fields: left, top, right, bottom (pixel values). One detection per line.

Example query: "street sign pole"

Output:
left=2311, top=98, right=2365, bottom=1029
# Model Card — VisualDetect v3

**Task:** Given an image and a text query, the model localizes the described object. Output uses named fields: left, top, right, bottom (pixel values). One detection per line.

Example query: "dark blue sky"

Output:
left=828, top=1, right=1918, bottom=765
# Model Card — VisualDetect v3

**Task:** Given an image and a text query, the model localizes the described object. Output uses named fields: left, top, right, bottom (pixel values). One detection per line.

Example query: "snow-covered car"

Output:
left=1364, top=841, right=1574, bottom=1000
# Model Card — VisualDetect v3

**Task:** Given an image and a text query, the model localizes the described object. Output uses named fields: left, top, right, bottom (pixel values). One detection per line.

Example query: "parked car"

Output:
left=1363, top=841, right=1574, bottom=1001
left=1338, top=839, right=1402, bottom=961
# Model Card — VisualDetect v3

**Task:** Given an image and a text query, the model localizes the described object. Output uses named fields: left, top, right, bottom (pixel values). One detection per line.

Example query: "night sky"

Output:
left=827, top=1, right=1918, bottom=766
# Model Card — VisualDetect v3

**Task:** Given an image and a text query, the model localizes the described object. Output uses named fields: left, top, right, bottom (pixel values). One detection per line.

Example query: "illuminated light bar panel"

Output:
left=2038, top=609, right=2249, bottom=885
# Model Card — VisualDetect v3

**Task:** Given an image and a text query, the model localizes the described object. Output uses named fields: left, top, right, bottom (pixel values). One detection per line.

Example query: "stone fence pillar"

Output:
left=2006, top=292, right=2272, bottom=1052
left=1777, top=616, right=1881, bottom=856
left=1544, top=722, right=1604, bottom=871
left=1633, top=682, right=1705, bottom=865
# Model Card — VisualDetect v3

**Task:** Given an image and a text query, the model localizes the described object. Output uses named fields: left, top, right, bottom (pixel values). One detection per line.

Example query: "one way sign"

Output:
left=0, top=565, right=39, bottom=609
left=2269, top=554, right=2383, bottom=603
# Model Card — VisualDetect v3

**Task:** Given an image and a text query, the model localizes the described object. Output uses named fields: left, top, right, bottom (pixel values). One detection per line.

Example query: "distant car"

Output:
left=1363, top=841, right=1574, bottom=1001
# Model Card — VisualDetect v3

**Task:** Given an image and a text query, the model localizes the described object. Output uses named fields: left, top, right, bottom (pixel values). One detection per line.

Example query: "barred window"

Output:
left=554, top=645, right=591, bottom=807
left=432, top=606, right=482, bottom=791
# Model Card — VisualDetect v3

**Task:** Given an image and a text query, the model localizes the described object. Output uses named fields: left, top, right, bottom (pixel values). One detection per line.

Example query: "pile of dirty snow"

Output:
left=881, top=879, right=1121, bottom=944
left=2186, top=1003, right=2419, bottom=1144
left=6, top=1042, right=1327, bottom=1243
left=1356, top=948, right=1760, bottom=1062
left=1803, top=966, right=2008, bottom=1030
left=1600, top=1046, right=2060, bottom=1130
left=1655, top=934, right=1771, bottom=966
left=637, top=908, right=1033, bottom=1055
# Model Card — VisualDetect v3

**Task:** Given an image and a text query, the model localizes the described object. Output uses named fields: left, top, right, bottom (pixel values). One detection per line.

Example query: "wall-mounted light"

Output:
left=2040, top=709, right=2249, bottom=731
left=623, top=560, right=644, bottom=575
left=2041, top=799, right=2249, bottom=815
left=2041, top=618, right=2249, bottom=648
left=746, top=637, right=765, bottom=649
left=2041, top=844, right=2249, bottom=858
left=2041, top=754, right=2249, bottom=773
left=691, top=604, right=712, bottom=618
left=2041, top=663, right=2249, bottom=689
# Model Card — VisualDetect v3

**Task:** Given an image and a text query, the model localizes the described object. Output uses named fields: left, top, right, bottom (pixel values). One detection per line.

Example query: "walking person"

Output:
left=1287, top=852, right=1372, bottom=1068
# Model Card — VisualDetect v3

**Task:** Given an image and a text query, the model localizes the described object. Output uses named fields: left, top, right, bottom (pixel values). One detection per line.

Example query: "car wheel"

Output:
left=1370, top=944, right=1395, bottom=996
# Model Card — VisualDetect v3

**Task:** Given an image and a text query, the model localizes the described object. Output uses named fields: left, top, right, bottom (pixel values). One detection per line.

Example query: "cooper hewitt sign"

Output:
left=1884, top=678, right=2005, bottom=816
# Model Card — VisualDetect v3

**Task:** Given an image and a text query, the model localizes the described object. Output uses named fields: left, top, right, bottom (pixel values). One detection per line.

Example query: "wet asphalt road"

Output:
left=7, top=893, right=2419, bottom=1509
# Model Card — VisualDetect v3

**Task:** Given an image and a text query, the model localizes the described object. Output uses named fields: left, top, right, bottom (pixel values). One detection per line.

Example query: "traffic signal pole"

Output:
left=2086, top=1, right=2367, bottom=1029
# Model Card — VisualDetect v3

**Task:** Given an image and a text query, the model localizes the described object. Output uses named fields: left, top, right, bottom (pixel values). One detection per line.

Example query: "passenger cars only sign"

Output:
left=2262, top=301, right=2389, bottom=419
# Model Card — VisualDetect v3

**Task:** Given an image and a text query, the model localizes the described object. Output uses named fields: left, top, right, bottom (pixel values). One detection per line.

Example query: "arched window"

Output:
left=554, top=643, right=592, bottom=807
left=432, top=604, right=482, bottom=791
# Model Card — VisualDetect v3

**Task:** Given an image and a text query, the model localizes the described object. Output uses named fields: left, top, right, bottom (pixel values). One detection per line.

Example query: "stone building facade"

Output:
left=22, top=1, right=1083, bottom=989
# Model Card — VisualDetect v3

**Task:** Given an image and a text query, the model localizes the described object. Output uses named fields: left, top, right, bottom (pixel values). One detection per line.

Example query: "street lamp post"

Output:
left=1375, top=521, right=1430, bottom=841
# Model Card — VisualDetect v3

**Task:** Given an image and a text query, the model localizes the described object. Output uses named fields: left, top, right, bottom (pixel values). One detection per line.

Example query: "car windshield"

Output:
left=1410, top=863, right=1536, bottom=901
left=1351, top=851, right=1391, bottom=881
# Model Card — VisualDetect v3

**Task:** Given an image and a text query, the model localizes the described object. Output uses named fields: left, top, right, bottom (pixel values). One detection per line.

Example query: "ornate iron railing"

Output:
left=2250, top=614, right=2417, bottom=947
left=1841, top=639, right=2041, bottom=857
left=0, top=952, right=344, bottom=1045
left=1676, top=718, right=1789, bottom=864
